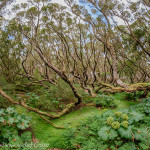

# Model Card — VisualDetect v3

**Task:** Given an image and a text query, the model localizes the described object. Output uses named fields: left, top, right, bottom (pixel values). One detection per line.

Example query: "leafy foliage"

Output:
left=62, top=101, right=150, bottom=150
left=18, top=87, right=67, bottom=112
left=25, top=92, right=40, bottom=106
left=33, top=90, right=65, bottom=111
left=131, top=97, right=150, bottom=115
left=0, top=76, right=17, bottom=108
left=92, top=94, right=117, bottom=108
left=0, top=107, right=32, bottom=149
left=124, top=91, right=144, bottom=101
left=130, top=97, right=150, bottom=127
left=18, top=80, right=75, bottom=112
left=0, top=28, right=22, bottom=83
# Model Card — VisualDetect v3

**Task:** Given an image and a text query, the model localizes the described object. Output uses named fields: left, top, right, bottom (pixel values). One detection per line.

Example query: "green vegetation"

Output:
left=92, top=94, right=117, bottom=108
left=0, top=0, right=150, bottom=149
left=62, top=98, right=150, bottom=149
left=14, top=93, right=142, bottom=149
left=0, top=107, right=32, bottom=149
left=1, top=83, right=150, bottom=149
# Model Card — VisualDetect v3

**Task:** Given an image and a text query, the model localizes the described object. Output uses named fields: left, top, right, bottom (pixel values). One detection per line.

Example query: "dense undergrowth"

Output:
left=0, top=0, right=150, bottom=149
left=83, top=94, right=117, bottom=109
left=0, top=107, right=32, bottom=149
left=62, top=97, right=150, bottom=150
left=0, top=77, right=150, bottom=149
left=17, top=80, right=76, bottom=112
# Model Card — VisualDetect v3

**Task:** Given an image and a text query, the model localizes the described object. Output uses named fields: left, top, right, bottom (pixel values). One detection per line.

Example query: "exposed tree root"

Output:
left=40, top=115, right=65, bottom=129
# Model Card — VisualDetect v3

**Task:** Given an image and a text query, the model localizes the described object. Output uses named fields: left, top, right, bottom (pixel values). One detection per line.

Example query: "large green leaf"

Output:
left=16, top=118, right=30, bottom=129
left=0, top=109, right=5, bottom=116
left=118, top=142, right=136, bottom=150
left=98, top=126, right=118, bottom=141
left=134, top=127, right=148, bottom=141
left=129, top=111, right=144, bottom=123
left=7, top=116, right=15, bottom=124
left=1, top=127, right=13, bottom=138
left=118, top=126, right=133, bottom=139
left=139, top=142, right=149, bottom=150
left=6, top=107, right=15, bottom=114
left=0, top=117, right=4, bottom=123
left=15, top=114, right=22, bottom=123
left=9, top=135, right=23, bottom=146
left=21, top=131, right=32, bottom=142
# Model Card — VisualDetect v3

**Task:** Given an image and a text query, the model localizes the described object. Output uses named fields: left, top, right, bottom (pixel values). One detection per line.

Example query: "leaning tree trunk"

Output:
left=109, top=47, right=128, bottom=88
left=34, top=44, right=82, bottom=105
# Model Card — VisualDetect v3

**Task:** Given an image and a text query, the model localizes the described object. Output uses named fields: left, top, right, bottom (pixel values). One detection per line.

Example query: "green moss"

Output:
left=16, top=106, right=103, bottom=148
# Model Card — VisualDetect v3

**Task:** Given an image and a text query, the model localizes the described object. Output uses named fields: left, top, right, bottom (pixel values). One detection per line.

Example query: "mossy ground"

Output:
left=15, top=92, right=138, bottom=149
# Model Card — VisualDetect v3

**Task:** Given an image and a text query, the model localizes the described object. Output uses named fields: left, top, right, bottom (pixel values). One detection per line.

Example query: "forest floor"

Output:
left=16, top=93, right=137, bottom=149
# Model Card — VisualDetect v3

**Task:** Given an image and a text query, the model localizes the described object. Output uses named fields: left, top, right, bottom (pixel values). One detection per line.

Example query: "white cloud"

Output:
left=113, top=0, right=138, bottom=25
left=14, top=0, right=68, bottom=6
left=4, top=0, right=68, bottom=19
left=51, top=0, right=67, bottom=6
left=4, top=0, right=138, bottom=25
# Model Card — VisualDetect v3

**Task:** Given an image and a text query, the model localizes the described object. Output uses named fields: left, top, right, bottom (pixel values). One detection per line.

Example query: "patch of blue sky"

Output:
left=78, top=0, right=139, bottom=26
left=78, top=0, right=107, bottom=24
left=8, top=35, right=15, bottom=40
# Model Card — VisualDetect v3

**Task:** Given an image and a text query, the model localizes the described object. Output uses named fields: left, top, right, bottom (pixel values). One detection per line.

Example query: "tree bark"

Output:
left=110, top=48, right=128, bottom=88
left=34, top=43, right=82, bottom=105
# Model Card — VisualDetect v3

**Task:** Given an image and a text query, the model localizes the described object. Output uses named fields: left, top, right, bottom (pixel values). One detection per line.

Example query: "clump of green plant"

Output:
left=62, top=115, right=104, bottom=150
left=131, top=97, right=150, bottom=115
left=93, top=94, right=117, bottom=108
left=25, top=80, right=76, bottom=112
left=98, top=109, right=149, bottom=150
left=24, top=91, right=66, bottom=112
left=130, top=97, right=150, bottom=127
left=0, top=107, right=32, bottom=149
left=125, top=91, right=144, bottom=101
left=22, top=91, right=63, bottom=112
left=36, top=90, right=65, bottom=111
left=62, top=108, right=150, bottom=150
left=24, top=92, right=40, bottom=106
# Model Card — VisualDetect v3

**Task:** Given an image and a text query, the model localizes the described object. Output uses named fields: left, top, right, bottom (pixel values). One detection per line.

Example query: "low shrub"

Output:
left=25, top=92, right=40, bottom=106
left=130, top=97, right=150, bottom=127
left=0, top=107, right=32, bottom=149
left=124, top=91, right=145, bottom=101
left=131, top=97, right=150, bottom=115
left=48, top=80, right=76, bottom=103
left=17, top=91, right=64, bottom=112
left=22, top=82, right=72, bottom=112
left=93, top=94, right=117, bottom=108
